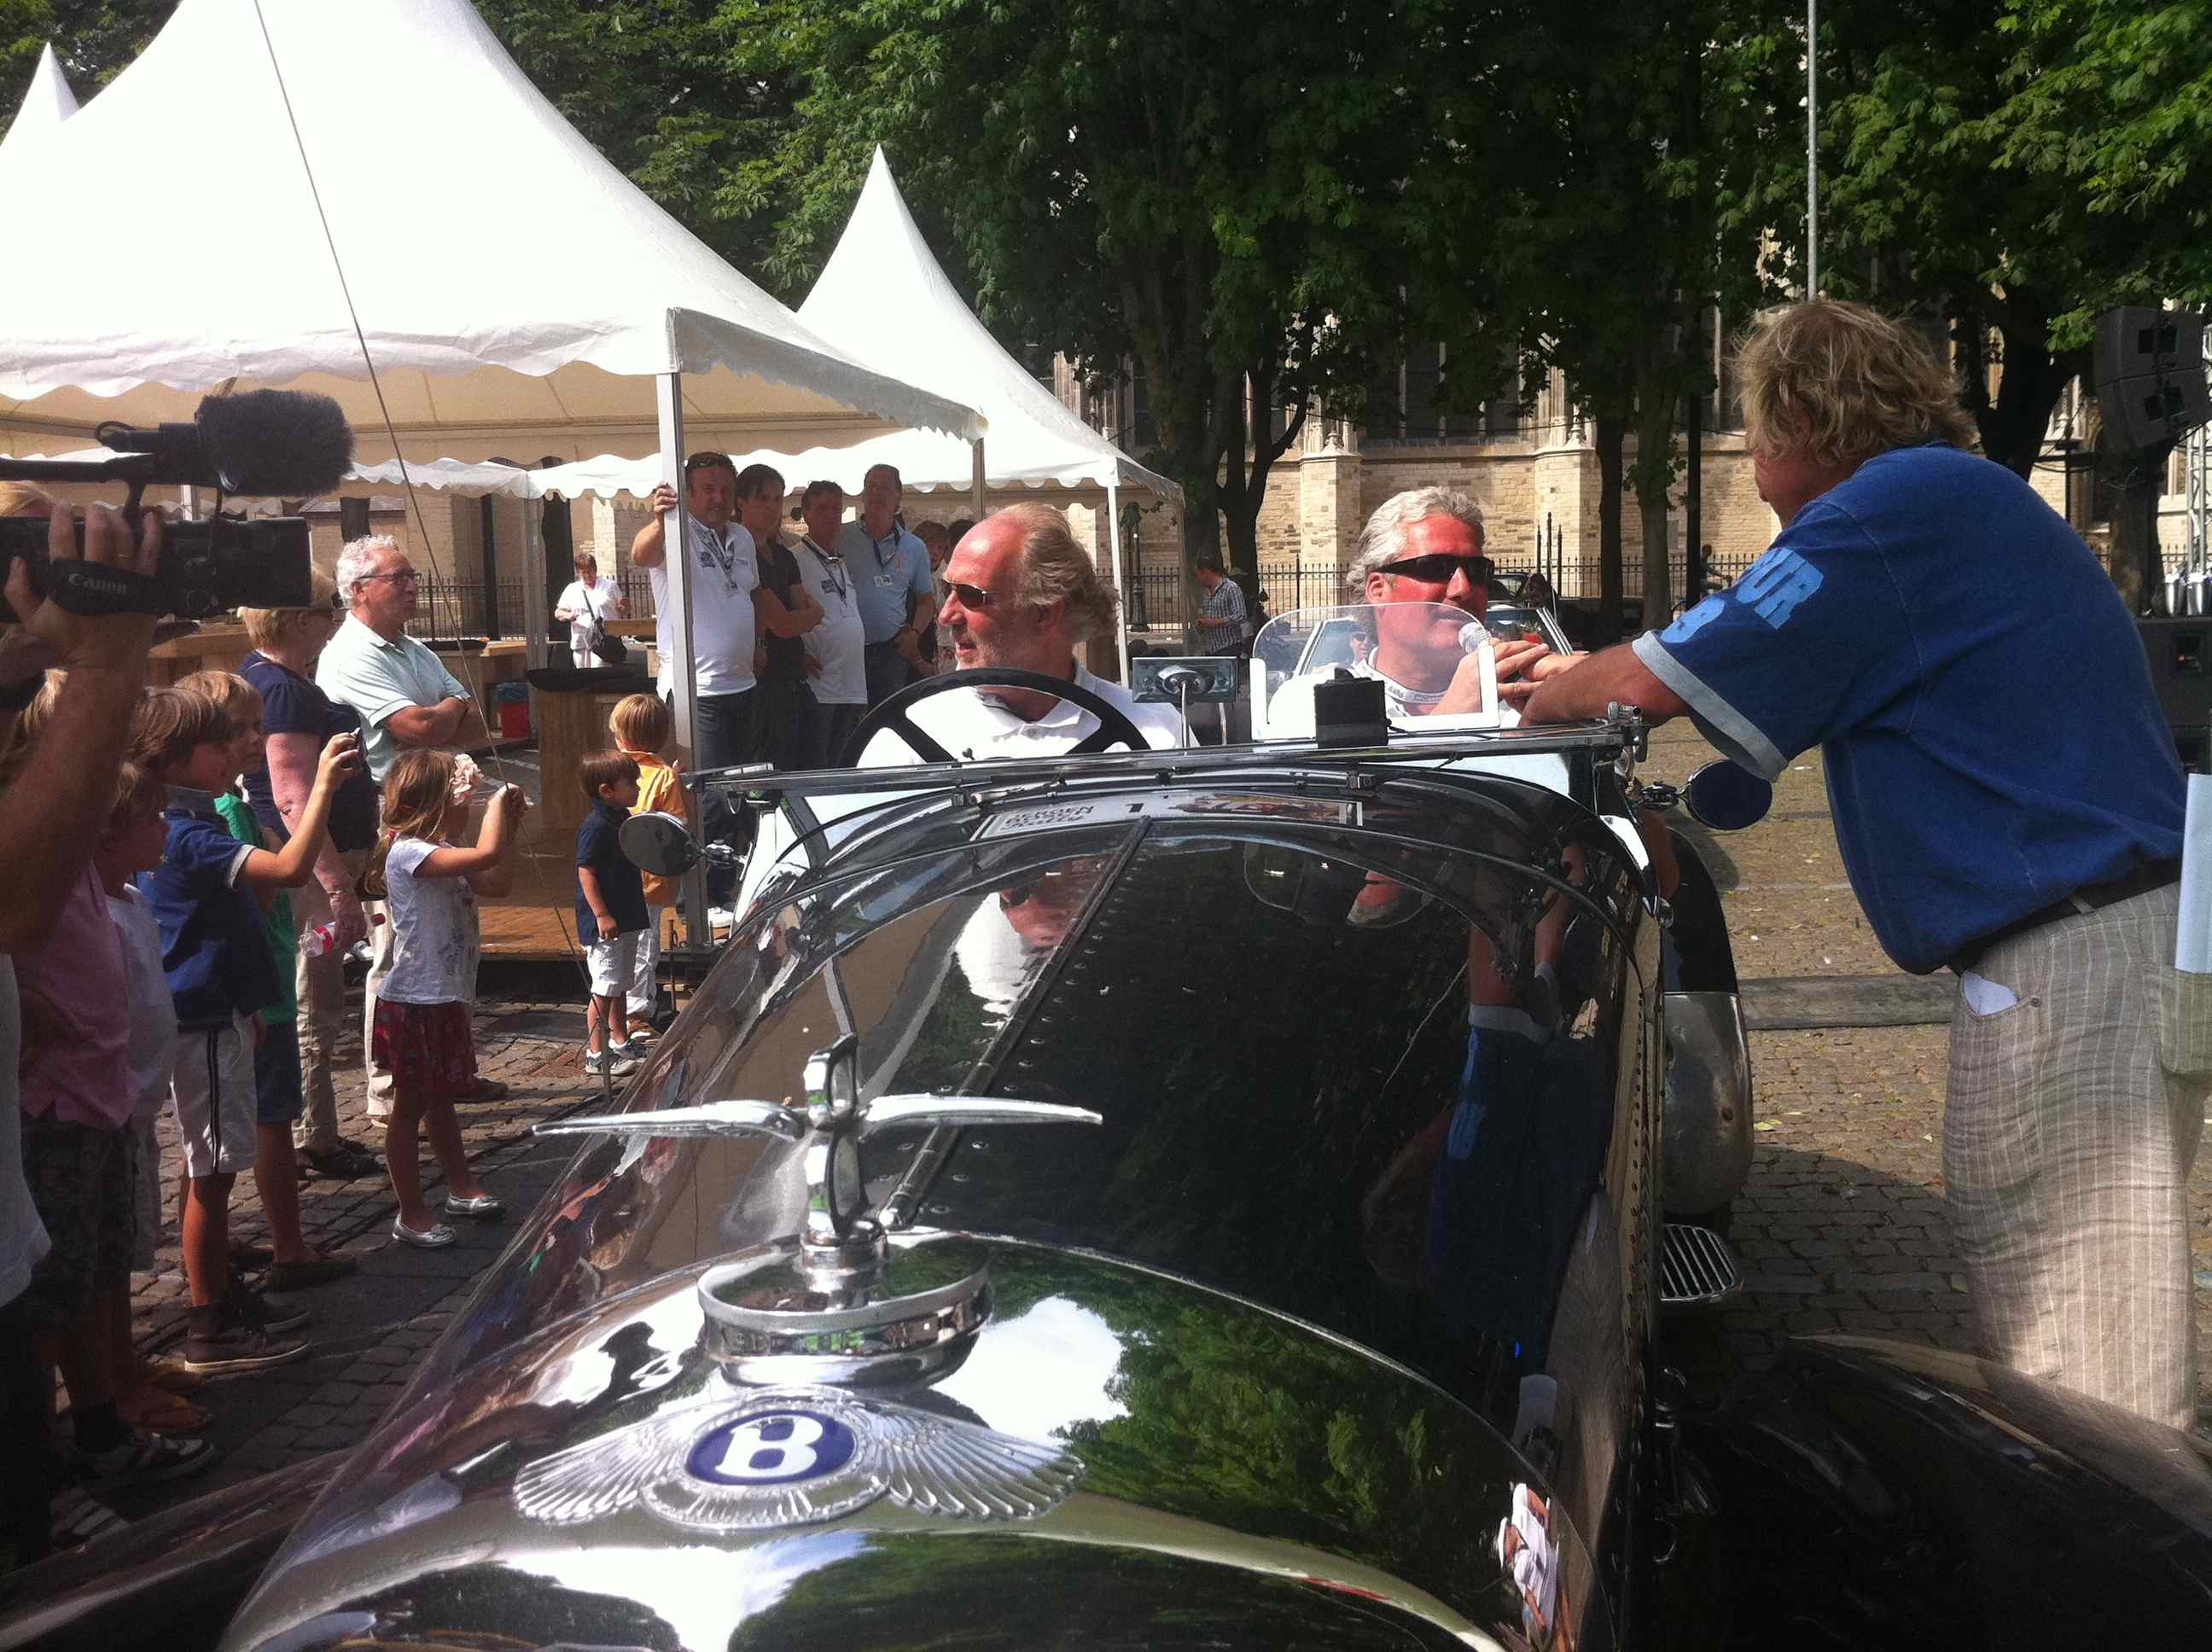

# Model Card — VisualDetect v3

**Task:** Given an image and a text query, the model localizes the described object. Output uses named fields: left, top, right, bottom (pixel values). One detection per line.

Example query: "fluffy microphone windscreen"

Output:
left=195, top=390, right=355, bottom=497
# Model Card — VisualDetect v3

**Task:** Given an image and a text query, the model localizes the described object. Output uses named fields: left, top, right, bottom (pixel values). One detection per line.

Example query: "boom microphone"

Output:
left=96, top=388, right=356, bottom=497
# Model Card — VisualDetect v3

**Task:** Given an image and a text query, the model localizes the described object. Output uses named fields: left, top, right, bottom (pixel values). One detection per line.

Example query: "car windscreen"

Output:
left=443, top=797, right=1650, bottom=1419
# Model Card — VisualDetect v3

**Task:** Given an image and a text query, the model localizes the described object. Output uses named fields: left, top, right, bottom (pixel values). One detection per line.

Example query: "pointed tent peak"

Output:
left=28, top=43, right=79, bottom=119
left=1, top=42, right=81, bottom=166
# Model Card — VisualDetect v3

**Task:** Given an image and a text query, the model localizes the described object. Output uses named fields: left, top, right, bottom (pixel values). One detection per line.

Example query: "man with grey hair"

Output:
left=1345, top=486, right=1571, bottom=707
left=860, top=505, right=1178, bottom=763
left=317, top=535, right=504, bottom=1110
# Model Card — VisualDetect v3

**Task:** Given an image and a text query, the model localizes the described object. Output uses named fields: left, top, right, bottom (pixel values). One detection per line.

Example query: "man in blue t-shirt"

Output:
left=1523, top=300, right=2201, bottom=1430
left=837, top=463, right=938, bottom=708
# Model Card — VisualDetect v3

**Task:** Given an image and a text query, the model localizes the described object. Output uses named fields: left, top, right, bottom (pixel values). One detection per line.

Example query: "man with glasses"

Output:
left=837, top=463, right=937, bottom=707
left=317, top=535, right=502, bottom=1114
left=860, top=505, right=1178, bottom=764
left=318, top=536, right=483, bottom=785
left=632, top=451, right=764, bottom=771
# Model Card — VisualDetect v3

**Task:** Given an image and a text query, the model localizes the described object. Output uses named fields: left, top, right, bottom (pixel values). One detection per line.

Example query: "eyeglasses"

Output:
left=941, top=580, right=1001, bottom=610
left=359, top=570, right=422, bottom=587
left=1378, top=553, right=1493, bottom=587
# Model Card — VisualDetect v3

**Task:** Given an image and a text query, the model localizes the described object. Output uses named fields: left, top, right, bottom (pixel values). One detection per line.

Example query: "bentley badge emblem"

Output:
left=514, top=1387, right=1085, bottom=1533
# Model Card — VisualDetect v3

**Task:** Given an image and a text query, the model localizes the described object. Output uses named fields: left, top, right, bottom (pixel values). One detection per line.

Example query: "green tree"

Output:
left=1, top=0, right=166, bottom=113
left=726, top=0, right=1511, bottom=580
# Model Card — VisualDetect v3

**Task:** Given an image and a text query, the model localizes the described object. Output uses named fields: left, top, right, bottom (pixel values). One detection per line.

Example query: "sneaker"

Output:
left=300, top=1140, right=382, bottom=1181
left=582, top=1047, right=642, bottom=1079
left=70, top=1427, right=217, bottom=1495
left=607, top=1038, right=652, bottom=1062
left=233, top=1283, right=311, bottom=1334
left=47, top=1486, right=126, bottom=1550
left=182, top=1302, right=311, bottom=1376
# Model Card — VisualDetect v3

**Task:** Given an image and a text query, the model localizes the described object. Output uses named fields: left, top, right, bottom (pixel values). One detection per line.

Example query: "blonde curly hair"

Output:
left=1737, top=300, right=1979, bottom=467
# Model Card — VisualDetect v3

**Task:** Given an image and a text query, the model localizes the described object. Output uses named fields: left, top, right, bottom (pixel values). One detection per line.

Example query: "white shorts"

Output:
left=585, top=932, right=641, bottom=998
left=168, top=1015, right=258, bottom=1179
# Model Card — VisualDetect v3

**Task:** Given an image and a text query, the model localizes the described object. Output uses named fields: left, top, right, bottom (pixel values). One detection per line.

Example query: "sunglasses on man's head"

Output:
left=684, top=451, right=731, bottom=474
left=1379, top=553, right=1493, bottom=587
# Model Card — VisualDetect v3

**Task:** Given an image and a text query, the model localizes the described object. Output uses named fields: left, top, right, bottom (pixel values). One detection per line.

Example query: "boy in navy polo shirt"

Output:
left=131, top=687, right=361, bottom=1374
left=575, top=750, right=648, bottom=1079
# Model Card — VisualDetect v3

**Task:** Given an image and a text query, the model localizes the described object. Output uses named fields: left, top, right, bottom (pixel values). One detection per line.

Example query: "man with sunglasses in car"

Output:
left=859, top=505, right=1179, bottom=764
left=1344, top=487, right=1575, bottom=716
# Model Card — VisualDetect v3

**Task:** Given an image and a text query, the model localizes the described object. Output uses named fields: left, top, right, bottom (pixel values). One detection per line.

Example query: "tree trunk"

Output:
left=1592, top=415, right=1628, bottom=648
left=2100, top=430, right=2174, bottom=614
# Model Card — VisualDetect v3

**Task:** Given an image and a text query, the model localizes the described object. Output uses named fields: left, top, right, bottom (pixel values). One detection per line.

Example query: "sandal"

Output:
left=119, top=1386, right=212, bottom=1436
left=142, top=1353, right=207, bottom=1395
left=392, top=1217, right=456, bottom=1248
left=47, top=1486, right=126, bottom=1550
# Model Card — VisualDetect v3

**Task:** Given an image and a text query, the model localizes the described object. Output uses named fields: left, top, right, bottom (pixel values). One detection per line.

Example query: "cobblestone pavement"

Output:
left=104, top=724, right=2211, bottom=1535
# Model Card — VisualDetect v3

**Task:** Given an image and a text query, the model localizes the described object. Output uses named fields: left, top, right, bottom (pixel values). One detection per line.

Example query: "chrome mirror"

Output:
left=619, top=809, right=701, bottom=877
left=1682, top=759, right=1773, bottom=832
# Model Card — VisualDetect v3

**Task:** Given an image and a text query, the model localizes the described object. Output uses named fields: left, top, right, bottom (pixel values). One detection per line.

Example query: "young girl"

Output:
left=361, top=750, right=527, bottom=1247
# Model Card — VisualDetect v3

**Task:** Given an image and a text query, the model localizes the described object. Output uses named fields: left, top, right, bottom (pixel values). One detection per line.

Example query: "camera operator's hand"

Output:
left=4, top=502, right=164, bottom=676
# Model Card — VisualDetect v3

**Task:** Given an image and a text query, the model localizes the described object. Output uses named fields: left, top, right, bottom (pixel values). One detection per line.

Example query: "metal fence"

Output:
left=401, top=576, right=526, bottom=643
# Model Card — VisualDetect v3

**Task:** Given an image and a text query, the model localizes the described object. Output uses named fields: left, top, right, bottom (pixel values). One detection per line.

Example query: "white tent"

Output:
left=0, top=0, right=977, bottom=458
left=798, top=148, right=1177, bottom=504
left=0, top=0, right=992, bottom=938
left=0, top=42, right=78, bottom=172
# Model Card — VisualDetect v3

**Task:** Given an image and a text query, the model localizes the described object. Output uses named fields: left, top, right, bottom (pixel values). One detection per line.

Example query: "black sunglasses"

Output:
left=1378, top=553, right=1493, bottom=586
left=941, top=579, right=1000, bottom=609
left=683, top=451, right=733, bottom=474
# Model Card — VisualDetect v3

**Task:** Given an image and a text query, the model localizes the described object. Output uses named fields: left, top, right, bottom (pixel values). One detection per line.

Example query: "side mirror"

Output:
left=619, top=810, right=701, bottom=877
left=1682, top=760, right=1772, bottom=832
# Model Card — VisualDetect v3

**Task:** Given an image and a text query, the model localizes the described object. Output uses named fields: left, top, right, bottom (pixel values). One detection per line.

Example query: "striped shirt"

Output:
left=1197, top=575, right=1247, bottom=654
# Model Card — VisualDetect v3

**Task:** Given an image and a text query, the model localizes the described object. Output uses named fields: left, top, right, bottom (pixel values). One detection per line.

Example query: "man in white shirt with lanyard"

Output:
left=860, top=504, right=1179, bottom=765
left=794, top=480, right=869, bottom=766
left=836, top=462, right=937, bottom=708
left=631, top=451, right=762, bottom=771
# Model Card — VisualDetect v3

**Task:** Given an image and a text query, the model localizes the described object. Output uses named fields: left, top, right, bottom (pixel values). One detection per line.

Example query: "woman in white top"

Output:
left=554, top=551, right=627, bottom=668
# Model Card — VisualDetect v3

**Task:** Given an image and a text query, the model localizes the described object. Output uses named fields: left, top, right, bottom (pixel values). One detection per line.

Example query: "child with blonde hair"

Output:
left=608, top=693, right=687, bottom=1033
left=363, top=749, right=527, bottom=1246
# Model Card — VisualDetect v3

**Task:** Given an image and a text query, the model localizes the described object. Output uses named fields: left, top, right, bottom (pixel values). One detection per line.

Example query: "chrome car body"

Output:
left=8, top=666, right=2208, bottom=1652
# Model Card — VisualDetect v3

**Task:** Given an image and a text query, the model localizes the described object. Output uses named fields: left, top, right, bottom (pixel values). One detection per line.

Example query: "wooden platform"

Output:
left=477, top=849, right=692, bottom=963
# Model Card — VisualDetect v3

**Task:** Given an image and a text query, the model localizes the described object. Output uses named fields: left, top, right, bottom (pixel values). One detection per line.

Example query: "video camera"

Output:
left=0, top=388, right=354, bottom=621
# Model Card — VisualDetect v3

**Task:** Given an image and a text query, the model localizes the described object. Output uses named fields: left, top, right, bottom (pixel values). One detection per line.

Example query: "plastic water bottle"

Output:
left=300, top=922, right=340, bottom=958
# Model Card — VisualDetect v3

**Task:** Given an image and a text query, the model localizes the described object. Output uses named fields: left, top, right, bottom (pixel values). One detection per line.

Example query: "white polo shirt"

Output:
left=795, top=535, right=867, bottom=707
left=860, top=660, right=1182, bottom=765
left=316, top=614, right=472, bottom=782
left=649, top=516, right=759, bottom=698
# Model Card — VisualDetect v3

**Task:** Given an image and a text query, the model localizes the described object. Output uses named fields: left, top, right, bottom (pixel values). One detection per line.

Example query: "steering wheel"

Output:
left=841, top=667, right=1152, bottom=765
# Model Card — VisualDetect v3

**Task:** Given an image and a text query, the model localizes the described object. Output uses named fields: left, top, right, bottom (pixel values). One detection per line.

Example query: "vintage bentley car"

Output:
left=7, top=608, right=2212, bottom=1651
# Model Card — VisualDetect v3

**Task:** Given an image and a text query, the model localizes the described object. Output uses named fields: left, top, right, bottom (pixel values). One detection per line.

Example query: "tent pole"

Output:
left=969, top=438, right=986, bottom=521
left=520, top=496, right=550, bottom=670
left=656, top=372, right=708, bottom=947
left=1107, top=480, right=1129, bottom=684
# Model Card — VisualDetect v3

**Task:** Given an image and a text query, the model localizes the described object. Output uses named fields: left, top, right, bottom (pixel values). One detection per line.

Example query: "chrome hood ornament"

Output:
left=524, top=1038, right=1096, bottom=1533
left=537, top=1035, right=1100, bottom=1387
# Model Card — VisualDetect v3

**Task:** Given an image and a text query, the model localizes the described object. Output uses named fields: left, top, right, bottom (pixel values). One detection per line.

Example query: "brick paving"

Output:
left=104, top=723, right=2212, bottom=1530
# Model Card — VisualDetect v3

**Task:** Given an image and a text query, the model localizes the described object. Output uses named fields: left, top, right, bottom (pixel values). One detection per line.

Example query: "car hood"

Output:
left=221, top=1241, right=1583, bottom=1652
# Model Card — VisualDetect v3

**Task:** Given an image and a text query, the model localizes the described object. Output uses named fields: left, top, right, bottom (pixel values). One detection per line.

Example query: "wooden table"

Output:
left=529, top=671, right=655, bottom=841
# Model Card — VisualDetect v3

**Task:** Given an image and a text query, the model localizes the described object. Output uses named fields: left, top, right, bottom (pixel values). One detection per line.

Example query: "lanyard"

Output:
left=692, top=520, right=745, bottom=596
left=805, top=538, right=851, bottom=600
